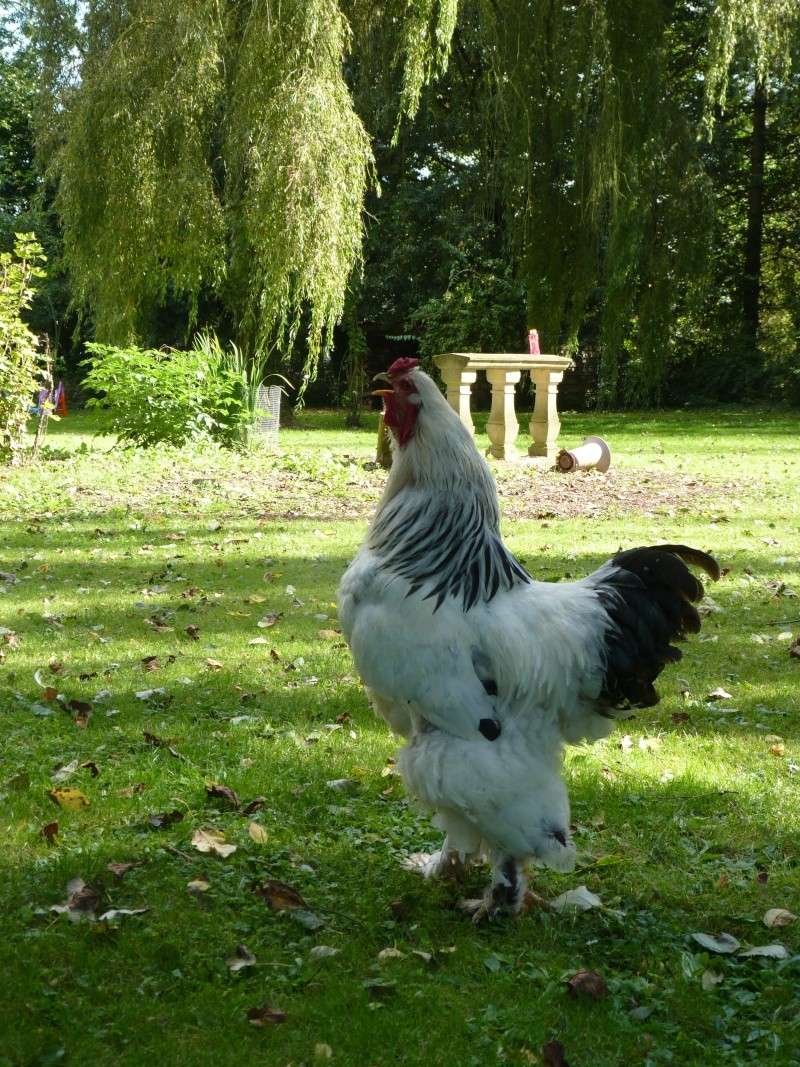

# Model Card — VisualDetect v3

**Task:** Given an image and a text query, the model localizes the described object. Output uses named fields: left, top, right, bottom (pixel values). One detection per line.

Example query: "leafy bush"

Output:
left=82, top=342, right=253, bottom=449
left=413, top=257, right=526, bottom=360
left=0, top=233, right=45, bottom=465
left=192, top=332, right=290, bottom=445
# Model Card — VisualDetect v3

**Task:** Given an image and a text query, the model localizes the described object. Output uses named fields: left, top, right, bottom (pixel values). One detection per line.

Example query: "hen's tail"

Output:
left=590, top=543, right=720, bottom=710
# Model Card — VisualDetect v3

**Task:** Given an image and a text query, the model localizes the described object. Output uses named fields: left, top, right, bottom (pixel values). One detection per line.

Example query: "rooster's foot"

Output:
left=459, top=858, right=526, bottom=922
left=458, top=895, right=506, bottom=924
left=403, top=849, right=464, bottom=881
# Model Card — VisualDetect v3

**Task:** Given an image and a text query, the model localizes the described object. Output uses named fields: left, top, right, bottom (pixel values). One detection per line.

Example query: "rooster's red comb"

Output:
left=386, top=357, right=420, bottom=378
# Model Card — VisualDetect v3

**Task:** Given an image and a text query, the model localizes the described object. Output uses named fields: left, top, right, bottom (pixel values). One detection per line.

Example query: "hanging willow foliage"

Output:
left=51, top=0, right=225, bottom=341
left=471, top=0, right=799, bottom=404
left=345, top=0, right=459, bottom=128
left=33, top=0, right=373, bottom=388
left=224, top=0, right=373, bottom=386
left=31, top=0, right=800, bottom=398
left=704, top=0, right=799, bottom=115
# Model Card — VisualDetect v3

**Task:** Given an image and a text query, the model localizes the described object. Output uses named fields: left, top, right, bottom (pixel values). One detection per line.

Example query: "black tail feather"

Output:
left=593, top=544, right=719, bottom=711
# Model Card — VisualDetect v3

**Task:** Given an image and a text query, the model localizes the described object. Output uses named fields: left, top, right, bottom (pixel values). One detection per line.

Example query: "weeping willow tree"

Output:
left=27, top=0, right=466, bottom=387
left=28, top=0, right=800, bottom=398
left=31, top=0, right=374, bottom=389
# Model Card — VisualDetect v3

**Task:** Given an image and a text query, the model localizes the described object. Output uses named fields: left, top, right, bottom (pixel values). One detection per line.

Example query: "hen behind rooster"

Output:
left=338, top=358, right=718, bottom=919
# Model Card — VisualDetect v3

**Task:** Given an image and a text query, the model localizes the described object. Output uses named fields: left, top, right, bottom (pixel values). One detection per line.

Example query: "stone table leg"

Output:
left=486, top=368, right=521, bottom=460
left=529, top=368, right=565, bottom=460
left=438, top=363, right=477, bottom=434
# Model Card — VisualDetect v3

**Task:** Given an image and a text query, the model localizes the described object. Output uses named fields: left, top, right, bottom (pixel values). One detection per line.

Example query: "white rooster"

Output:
left=337, top=357, right=718, bottom=920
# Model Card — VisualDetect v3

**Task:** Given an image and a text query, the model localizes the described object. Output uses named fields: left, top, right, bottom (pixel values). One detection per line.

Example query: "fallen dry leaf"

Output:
left=226, top=944, right=256, bottom=973
left=257, top=612, right=282, bottom=629
left=98, top=908, right=148, bottom=923
left=205, top=782, right=240, bottom=808
left=192, top=828, right=237, bottom=858
left=185, top=625, right=200, bottom=640
left=66, top=699, right=92, bottom=727
left=701, top=969, right=724, bottom=991
left=317, top=629, right=340, bottom=640
left=314, top=1044, right=333, bottom=1061
left=789, top=636, right=800, bottom=659
left=118, top=782, right=146, bottom=797
left=550, top=886, right=602, bottom=913
left=691, top=932, right=740, bottom=954
left=707, top=686, right=733, bottom=701
left=107, top=861, right=142, bottom=879
left=41, top=820, right=59, bottom=843
left=187, top=876, right=211, bottom=895
left=141, top=656, right=161, bottom=672
left=764, top=908, right=796, bottom=928
left=148, top=810, right=184, bottom=829
left=256, top=880, right=307, bottom=911
left=242, top=796, right=266, bottom=815
left=566, top=970, right=608, bottom=1000
left=542, top=1041, right=570, bottom=1067
left=248, top=821, right=269, bottom=845
left=769, top=743, right=785, bottom=757
left=739, top=943, right=789, bottom=959
left=48, top=787, right=90, bottom=811
left=246, top=1003, right=286, bottom=1026
left=205, top=658, right=224, bottom=671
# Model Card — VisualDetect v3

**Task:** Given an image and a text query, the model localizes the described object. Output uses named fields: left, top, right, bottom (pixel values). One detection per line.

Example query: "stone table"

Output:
left=433, top=352, right=572, bottom=462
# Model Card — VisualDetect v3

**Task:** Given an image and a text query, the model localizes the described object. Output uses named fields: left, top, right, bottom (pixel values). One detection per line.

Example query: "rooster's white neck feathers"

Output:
left=369, top=370, right=531, bottom=612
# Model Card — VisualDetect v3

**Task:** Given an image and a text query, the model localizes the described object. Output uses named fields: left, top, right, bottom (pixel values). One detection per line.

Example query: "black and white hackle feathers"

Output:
left=338, top=363, right=718, bottom=919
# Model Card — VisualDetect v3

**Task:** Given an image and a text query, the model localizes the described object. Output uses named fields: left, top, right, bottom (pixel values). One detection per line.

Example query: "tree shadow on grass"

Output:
left=0, top=515, right=796, bottom=737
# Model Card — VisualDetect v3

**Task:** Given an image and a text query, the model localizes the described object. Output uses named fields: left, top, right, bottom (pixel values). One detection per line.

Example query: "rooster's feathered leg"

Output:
left=460, top=857, right=527, bottom=923
left=403, top=839, right=466, bottom=881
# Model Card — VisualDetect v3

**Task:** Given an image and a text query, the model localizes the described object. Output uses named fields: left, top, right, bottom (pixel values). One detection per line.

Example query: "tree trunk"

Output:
left=741, top=77, right=767, bottom=357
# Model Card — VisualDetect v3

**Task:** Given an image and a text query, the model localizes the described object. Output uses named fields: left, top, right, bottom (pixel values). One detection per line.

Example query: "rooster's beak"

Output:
left=372, top=371, right=392, bottom=384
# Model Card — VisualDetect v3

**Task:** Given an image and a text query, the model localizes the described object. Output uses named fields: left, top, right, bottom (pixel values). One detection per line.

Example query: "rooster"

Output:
left=337, top=357, right=718, bottom=920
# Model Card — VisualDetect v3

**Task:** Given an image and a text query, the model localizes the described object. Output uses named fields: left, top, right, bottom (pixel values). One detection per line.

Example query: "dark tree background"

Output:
left=2, top=0, right=799, bottom=409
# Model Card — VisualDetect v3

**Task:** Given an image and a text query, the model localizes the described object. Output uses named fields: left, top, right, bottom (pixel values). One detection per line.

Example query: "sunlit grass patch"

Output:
left=0, top=408, right=798, bottom=1066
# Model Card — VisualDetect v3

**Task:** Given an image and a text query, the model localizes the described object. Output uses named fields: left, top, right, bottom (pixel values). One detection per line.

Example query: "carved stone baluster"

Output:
left=486, top=368, right=521, bottom=461
left=529, top=367, right=565, bottom=460
left=436, top=356, right=476, bottom=434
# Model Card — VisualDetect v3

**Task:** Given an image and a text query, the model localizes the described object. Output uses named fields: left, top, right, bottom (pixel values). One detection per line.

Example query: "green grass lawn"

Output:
left=1, top=406, right=799, bottom=1067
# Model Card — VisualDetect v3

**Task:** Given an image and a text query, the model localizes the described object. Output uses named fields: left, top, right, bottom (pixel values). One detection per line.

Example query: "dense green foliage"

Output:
left=31, top=0, right=372, bottom=391
left=5, top=1, right=800, bottom=408
left=0, top=232, right=44, bottom=464
left=81, top=341, right=257, bottom=449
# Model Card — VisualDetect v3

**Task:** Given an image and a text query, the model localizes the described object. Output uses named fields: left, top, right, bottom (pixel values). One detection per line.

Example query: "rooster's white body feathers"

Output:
left=338, top=367, right=716, bottom=912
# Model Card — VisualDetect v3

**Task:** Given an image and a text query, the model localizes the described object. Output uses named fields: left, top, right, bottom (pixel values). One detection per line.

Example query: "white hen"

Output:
left=337, top=358, right=718, bottom=919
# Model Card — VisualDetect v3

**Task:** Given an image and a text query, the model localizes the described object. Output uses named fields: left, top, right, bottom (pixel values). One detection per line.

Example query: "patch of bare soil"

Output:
left=494, top=465, right=738, bottom=521
left=255, top=459, right=738, bottom=523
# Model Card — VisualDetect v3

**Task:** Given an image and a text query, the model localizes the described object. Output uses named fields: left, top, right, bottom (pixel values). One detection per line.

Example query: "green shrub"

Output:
left=192, top=332, right=290, bottom=446
left=81, top=342, right=252, bottom=449
left=0, top=234, right=45, bottom=465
